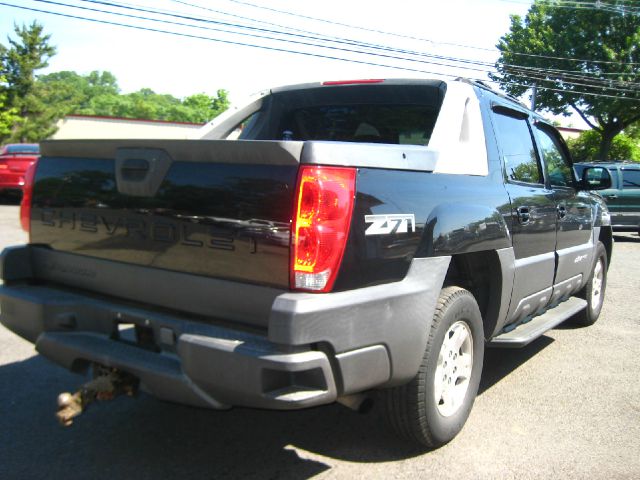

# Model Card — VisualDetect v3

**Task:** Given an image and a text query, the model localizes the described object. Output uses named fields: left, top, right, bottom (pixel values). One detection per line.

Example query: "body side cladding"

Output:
left=268, top=256, right=451, bottom=387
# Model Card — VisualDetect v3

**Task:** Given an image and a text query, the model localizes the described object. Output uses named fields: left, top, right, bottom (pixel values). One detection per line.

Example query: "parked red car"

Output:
left=0, top=144, right=40, bottom=197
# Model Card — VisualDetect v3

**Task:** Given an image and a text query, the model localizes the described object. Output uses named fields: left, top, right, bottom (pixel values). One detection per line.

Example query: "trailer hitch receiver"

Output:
left=56, top=366, right=139, bottom=426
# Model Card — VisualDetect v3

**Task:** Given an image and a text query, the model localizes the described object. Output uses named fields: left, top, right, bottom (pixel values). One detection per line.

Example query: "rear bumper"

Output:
left=0, top=173, right=25, bottom=191
left=0, top=245, right=450, bottom=410
left=1, top=283, right=336, bottom=409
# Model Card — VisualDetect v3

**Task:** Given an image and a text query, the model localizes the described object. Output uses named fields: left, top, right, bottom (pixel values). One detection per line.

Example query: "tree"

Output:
left=0, top=75, right=18, bottom=138
left=38, top=70, right=119, bottom=116
left=1, top=22, right=57, bottom=142
left=181, top=90, right=229, bottom=123
left=492, top=1, right=640, bottom=161
left=567, top=129, right=640, bottom=162
left=36, top=71, right=229, bottom=124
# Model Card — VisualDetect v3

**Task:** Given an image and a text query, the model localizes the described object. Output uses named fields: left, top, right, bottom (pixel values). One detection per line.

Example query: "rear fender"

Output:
left=417, top=203, right=511, bottom=257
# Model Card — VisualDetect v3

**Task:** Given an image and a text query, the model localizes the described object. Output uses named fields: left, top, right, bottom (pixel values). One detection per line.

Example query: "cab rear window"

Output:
left=279, top=104, right=439, bottom=146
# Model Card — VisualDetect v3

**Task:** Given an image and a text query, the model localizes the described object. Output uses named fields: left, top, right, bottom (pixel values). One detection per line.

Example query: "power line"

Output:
left=223, top=0, right=501, bottom=54
left=1, top=1, right=639, bottom=102
left=73, top=0, right=640, bottom=84
left=491, top=76, right=640, bottom=101
left=498, top=0, right=640, bottom=15
left=0, top=1, right=464, bottom=77
left=225, top=0, right=640, bottom=65
left=36, top=0, right=495, bottom=75
left=167, top=0, right=350, bottom=42
left=76, top=0, right=504, bottom=73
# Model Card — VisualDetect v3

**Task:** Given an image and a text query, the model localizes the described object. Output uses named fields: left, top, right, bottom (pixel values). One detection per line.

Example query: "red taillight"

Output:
left=291, top=166, right=356, bottom=292
left=20, top=161, right=37, bottom=233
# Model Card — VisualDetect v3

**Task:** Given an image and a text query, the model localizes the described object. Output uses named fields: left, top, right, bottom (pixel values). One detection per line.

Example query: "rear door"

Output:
left=491, top=107, right=558, bottom=324
left=533, top=123, right=595, bottom=302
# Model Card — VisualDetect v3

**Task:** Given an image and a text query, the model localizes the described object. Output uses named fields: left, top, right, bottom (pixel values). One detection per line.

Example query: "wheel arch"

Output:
left=443, top=248, right=514, bottom=340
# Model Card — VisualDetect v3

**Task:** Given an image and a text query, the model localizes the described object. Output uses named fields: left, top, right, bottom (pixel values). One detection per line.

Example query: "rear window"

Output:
left=279, top=104, right=438, bottom=145
left=2, top=144, right=40, bottom=154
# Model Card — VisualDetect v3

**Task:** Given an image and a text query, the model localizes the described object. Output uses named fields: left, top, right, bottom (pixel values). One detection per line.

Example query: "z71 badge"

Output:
left=364, top=214, right=416, bottom=236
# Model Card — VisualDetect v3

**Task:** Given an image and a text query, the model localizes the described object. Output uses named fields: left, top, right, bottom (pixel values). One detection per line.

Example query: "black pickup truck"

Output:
left=0, top=79, right=613, bottom=448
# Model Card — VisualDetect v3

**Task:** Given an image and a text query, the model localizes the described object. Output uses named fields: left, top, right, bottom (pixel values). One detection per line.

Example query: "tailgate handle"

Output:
left=120, top=158, right=150, bottom=181
left=115, top=148, right=172, bottom=197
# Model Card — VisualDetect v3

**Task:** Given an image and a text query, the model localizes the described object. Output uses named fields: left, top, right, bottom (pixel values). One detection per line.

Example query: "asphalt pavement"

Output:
left=0, top=203, right=639, bottom=479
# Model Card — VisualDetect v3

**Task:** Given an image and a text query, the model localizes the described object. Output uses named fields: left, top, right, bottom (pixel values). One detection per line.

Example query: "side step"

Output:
left=489, top=297, right=587, bottom=348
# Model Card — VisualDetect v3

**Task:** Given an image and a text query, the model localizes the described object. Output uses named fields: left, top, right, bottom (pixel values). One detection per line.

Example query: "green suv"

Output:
left=574, top=161, right=640, bottom=234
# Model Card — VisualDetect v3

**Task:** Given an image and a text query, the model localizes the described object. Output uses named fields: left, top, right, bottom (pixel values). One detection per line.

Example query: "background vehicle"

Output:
left=0, top=143, right=40, bottom=198
left=574, top=161, right=640, bottom=234
left=0, top=79, right=612, bottom=448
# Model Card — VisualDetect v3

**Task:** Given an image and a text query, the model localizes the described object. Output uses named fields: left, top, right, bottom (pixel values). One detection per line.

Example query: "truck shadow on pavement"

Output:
left=479, top=337, right=553, bottom=395
left=0, top=337, right=554, bottom=479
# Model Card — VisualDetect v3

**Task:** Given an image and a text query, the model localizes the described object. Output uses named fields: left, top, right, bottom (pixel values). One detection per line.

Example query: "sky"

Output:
left=1, top=0, right=569, bottom=120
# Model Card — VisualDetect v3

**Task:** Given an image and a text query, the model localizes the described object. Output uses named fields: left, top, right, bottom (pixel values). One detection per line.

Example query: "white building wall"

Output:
left=51, top=115, right=203, bottom=140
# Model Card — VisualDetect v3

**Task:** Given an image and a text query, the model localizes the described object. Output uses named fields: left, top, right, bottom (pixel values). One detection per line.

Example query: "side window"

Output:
left=492, top=111, right=542, bottom=184
left=622, top=169, right=640, bottom=189
left=234, top=112, right=261, bottom=140
left=535, top=125, right=574, bottom=187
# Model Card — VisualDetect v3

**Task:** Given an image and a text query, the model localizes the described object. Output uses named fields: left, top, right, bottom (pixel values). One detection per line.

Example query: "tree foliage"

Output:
left=1, top=21, right=57, bottom=142
left=37, top=71, right=229, bottom=124
left=492, top=0, right=640, bottom=161
left=1, top=22, right=229, bottom=143
left=567, top=130, right=640, bottom=162
left=0, top=80, right=18, bottom=138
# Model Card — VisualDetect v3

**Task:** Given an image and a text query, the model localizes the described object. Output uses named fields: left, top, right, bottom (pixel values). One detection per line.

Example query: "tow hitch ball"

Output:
left=56, top=366, right=139, bottom=426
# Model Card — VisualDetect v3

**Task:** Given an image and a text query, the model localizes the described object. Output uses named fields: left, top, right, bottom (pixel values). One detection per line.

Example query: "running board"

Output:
left=489, top=297, right=588, bottom=348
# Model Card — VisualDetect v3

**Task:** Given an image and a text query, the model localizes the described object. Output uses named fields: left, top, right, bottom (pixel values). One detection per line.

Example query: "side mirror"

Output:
left=579, top=166, right=612, bottom=190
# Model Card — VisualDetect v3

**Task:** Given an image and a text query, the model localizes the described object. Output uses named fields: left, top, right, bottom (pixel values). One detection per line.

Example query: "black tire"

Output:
left=574, top=241, right=608, bottom=326
left=382, top=286, right=484, bottom=448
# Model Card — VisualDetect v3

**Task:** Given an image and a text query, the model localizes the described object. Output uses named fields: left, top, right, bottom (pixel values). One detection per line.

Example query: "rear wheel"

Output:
left=382, top=286, right=484, bottom=448
left=575, top=241, right=608, bottom=326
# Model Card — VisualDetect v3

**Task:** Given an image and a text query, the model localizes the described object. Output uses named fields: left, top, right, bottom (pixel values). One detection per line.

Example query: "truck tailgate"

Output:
left=30, top=140, right=302, bottom=289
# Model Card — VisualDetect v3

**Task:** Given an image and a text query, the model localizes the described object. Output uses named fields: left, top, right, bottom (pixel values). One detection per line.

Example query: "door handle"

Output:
left=557, top=204, right=567, bottom=219
left=516, top=206, right=531, bottom=225
left=604, top=194, right=617, bottom=199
